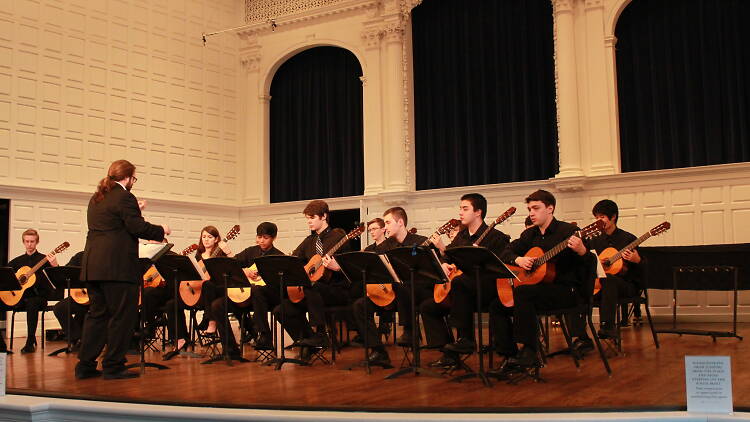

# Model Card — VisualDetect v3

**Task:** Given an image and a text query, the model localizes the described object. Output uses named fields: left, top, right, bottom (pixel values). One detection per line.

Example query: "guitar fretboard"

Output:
left=607, top=231, right=652, bottom=265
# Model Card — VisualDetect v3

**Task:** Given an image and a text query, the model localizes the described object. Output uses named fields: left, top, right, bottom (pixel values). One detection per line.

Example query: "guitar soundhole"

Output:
left=19, top=275, right=27, bottom=283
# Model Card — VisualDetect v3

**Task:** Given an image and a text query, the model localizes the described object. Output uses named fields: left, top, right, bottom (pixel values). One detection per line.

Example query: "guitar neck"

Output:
left=421, top=230, right=443, bottom=246
left=536, top=232, right=579, bottom=267
left=473, top=221, right=498, bottom=246
left=26, top=256, right=50, bottom=277
left=325, top=233, right=350, bottom=257
left=610, top=232, right=652, bottom=264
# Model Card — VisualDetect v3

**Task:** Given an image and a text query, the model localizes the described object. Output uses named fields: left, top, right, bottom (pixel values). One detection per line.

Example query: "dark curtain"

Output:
left=616, top=0, right=750, bottom=172
left=270, top=47, right=364, bottom=203
left=412, top=0, right=558, bottom=190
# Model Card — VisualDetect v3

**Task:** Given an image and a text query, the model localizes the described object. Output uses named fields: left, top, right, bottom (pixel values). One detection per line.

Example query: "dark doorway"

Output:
left=0, top=199, right=8, bottom=266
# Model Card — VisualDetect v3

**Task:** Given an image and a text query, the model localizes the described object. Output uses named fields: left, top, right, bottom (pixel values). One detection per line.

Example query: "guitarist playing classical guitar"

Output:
left=351, top=207, right=429, bottom=367
left=273, top=200, right=351, bottom=354
left=212, top=222, right=283, bottom=355
left=498, top=190, right=596, bottom=370
left=421, top=194, right=511, bottom=368
left=2, top=229, right=58, bottom=353
left=587, top=200, right=644, bottom=340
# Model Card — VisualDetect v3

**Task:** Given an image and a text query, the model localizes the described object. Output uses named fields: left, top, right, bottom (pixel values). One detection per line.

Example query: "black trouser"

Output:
left=513, top=283, right=584, bottom=349
left=352, top=296, right=395, bottom=348
left=488, top=298, right=517, bottom=357
left=77, top=281, right=139, bottom=374
left=52, top=297, right=88, bottom=343
left=274, top=282, right=348, bottom=341
left=164, top=298, right=191, bottom=341
left=12, top=294, right=48, bottom=345
left=394, top=281, right=433, bottom=333
left=200, top=280, right=222, bottom=322
left=598, top=275, right=638, bottom=326
left=447, top=274, right=498, bottom=340
left=419, top=297, right=451, bottom=348
left=251, top=285, right=279, bottom=335
left=141, top=286, right=170, bottom=328
left=210, top=297, right=253, bottom=352
left=349, top=283, right=394, bottom=327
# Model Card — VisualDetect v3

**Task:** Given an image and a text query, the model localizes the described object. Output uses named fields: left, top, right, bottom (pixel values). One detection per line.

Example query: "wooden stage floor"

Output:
left=6, top=322, right=749, bottom=413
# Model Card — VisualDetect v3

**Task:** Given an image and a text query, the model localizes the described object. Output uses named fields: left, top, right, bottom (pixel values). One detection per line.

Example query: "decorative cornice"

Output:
left=361, top=27, right=383, bottom=49
left=239, top=0, right=380, bottom=38
left=381, top=22, right=404, bottom=43
left=240, top=54, right=261, bottom=72
left=584, top=0, right=604, bottom=10
left=552, top=0, right=575, bottom=14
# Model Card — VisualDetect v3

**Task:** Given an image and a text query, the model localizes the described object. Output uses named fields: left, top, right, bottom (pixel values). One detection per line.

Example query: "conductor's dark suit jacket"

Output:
left=81, top=183, right=165, bottom=283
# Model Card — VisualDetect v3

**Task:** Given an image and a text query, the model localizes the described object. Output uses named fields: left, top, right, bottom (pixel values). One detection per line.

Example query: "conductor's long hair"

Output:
left=93, top=160, right=136, bottom=203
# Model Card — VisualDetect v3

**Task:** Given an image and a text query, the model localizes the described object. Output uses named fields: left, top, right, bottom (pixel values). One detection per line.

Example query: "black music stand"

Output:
left=337, top=251, right=396, bottom=373
left=384, top=246, right=446, bottom=380
left=44, top=266, right=83, bottom=356
left=254, top=255, right=311, bottom=370
left=0, top=267, right=22, bottom=354
left=444, top=246, right=518, bottom=387
left=125, top=254, right=172, bottom=373
left=155, top=254, right=205, bottom=360
left=201, top=257, right=251, bottom=365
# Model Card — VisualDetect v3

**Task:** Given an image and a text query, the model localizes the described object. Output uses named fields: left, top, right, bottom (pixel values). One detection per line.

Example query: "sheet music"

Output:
left=378, top=254, right=403, bottom=284
left=139, top=242, right=171, bottom=260
left=591, top=250, right=607, bottom=278
left=188, top=254, right=210, bottom=281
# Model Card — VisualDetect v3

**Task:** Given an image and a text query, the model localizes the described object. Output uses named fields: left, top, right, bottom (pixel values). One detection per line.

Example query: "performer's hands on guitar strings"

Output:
left=567, top=235, right=587, bottom=256
left=515, top=256, right=535, bottom=270
left=321, top=255, right=341, bottom=271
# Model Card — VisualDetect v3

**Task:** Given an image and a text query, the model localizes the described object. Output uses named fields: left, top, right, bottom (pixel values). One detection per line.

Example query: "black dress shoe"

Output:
left=571, top=337, right=594, bottom=355
left=103, top=370, right=140, bottom=380
left=428, top=353, right=458, bottom=368
left=597, top=324, right=618, bottom=340
left=367, top=349, right=392, bottom=367
left=298, top=332, right=327, bottom=348
left=254, top=333, right=273, bottom=350
left=443, top=337, right=475, bottom=354
left=507, top=347, right=541, bottom=368
left=21, top=343, right=36, bottom=354
left=75, top=368, right=102, bottom=379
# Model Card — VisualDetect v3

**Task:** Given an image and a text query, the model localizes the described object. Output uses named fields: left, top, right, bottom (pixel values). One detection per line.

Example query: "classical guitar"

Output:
left=497, top=220, right=605, bottom=307
left=0, top=242, right=70, bottom=307
left=593, top=221, right=670, bottom=295
left=179, top=225, right=240, bottom=307
left=226, top=263, right=265, bottom=307
left=367, top=220, right=460, bottom=307
left=433, top=207, right=517, bottom=304
left=288, top=224, right=366, bottom=304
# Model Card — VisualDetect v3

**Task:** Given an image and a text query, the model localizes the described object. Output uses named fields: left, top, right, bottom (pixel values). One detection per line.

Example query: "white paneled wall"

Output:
left=0, top=0, right=242, bottom=205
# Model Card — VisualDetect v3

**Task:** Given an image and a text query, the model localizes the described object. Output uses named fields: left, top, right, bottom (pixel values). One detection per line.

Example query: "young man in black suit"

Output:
left=2, top=228, right=58, bottom=353
left=75, top=159, right=169, bottom=380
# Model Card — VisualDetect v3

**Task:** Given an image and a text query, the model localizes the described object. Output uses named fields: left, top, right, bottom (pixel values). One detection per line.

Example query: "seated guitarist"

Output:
left=498, top=190, right=592, bottom=369
left=2, top=229, right=58, bottom=353
left=421, top=193, right=509, bottom=368
left=352, top=207, right=428, bottom=366
left=52, top=251, right=87, bottom=350
left=211, top=222, right=283, bottom=355
left=273, top=200, right=350, bottom=354
left=588, top=199, right=642, bottom=339
left=164, top=226, right=231, bottom=353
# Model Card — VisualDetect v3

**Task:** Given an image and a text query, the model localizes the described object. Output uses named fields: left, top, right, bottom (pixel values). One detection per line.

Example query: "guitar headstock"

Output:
left=181, top=243, right=199, bottom=256
left=436, top=219, right=461, bottom=235
left=346, top=223, right=366, bottom=240
left=408, top=227, right=417, bottom=235
left=494, top=207, right=517, bottom=225
left=224, top=225, right=241, bottom=242
left=53, top=242, right=70, bottom=255
left=579, top=220, right=606, bottom=240
left=650, top=221, right=671, bottom=237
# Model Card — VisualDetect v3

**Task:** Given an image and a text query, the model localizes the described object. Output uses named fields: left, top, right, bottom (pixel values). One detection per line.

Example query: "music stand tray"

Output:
left=444, top=246, right=518, bottom=387
left=254, top=255, right=312, bottom=370
left=384, top=246, right=447, bottom=380
left=201, top=257, right=253, bottom=365
left=337, top=251, right=397, bottom=373
left=44, top=266, right=85, bottom=356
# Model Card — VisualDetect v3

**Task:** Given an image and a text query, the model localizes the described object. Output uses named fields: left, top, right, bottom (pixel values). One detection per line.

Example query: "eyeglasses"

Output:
left=132, top=176, right=138, bottom=183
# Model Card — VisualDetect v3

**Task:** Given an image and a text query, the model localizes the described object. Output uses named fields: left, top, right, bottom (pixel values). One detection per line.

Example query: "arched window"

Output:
left=616, top=0, right=750, bottom=172
left=412, top=0, right=558, bottom=190
left=269, top=47, right=364, bottom=203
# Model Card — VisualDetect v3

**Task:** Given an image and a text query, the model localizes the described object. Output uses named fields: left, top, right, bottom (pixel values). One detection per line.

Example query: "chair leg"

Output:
left=41, top=310, right=45, bottom=350
left=643, top=297, right=660, bottom=349
left=587, top=313, right=612, bottom=375
left=558, top=315, right=579, bottom=368
left=10, top=310, right=16, bottom=350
